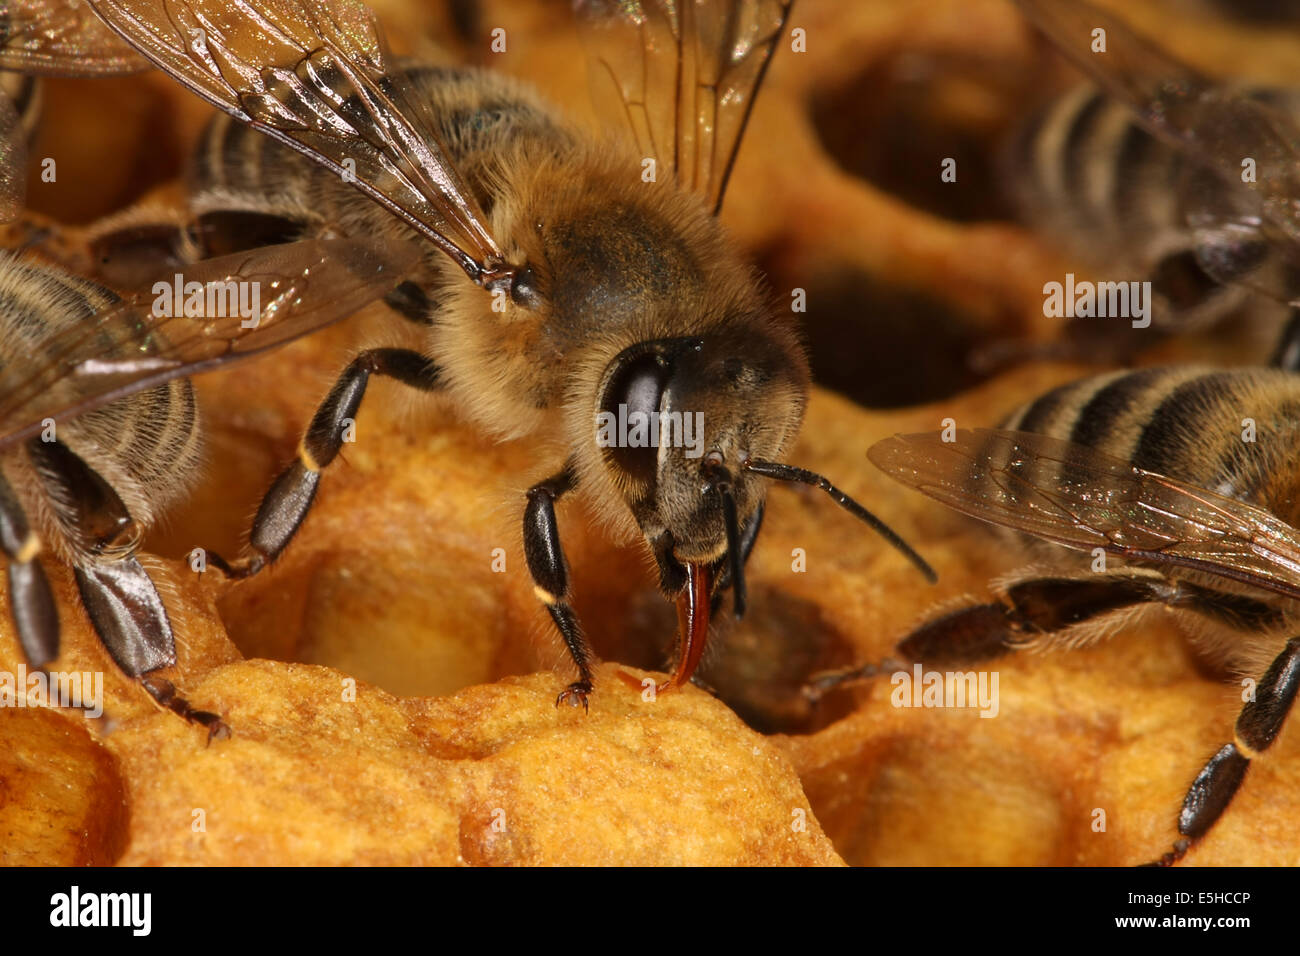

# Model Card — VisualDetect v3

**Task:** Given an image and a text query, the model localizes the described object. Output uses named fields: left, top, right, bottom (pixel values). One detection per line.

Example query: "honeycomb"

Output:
left=2, top=0, right=1297, bottom=866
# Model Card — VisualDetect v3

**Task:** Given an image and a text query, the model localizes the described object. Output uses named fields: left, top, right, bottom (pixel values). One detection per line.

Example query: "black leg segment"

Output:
left=1150, top=637, right=1300, bottom=865
left=0, top=472, right=58, bottom=667
left=74, top=557, right=176, bottom=677
left=902, top=572, right=1277, bottom=667
left=709, top=499, right=764, bottom=617
left=76, top=557, right=229, bottom=739
left=28, top=438, right=138, bottom=555
left=141, top=675, right=230, bottom=743
left=523, top=463, right=595, bottom=709
left=207, top=348, right=441, bottom=579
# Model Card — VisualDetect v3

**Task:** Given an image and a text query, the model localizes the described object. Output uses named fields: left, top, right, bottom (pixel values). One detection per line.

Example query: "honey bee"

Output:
left=0, top=238, right=421, bottom=733
left=1004, top=0, right=1300, bottom=363
left=1005, top=85, right=1300, bottom=346
left=86, top=0, right=936, bottom=708
left=0, top=230, right=417, bottom=736
left=858, top=368, right=1300, bottom=866
left=0, top=0, right=420, bottom=736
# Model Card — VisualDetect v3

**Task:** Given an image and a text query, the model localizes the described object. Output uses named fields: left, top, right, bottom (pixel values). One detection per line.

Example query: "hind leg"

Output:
left=74, top=559, right=229, bottom=742
left=26, top=440, right=227, bottom=739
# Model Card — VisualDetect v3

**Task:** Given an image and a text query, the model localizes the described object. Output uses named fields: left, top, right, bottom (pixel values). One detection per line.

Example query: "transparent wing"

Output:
left=869, top=427, right=1300, bottom=602
left=87, top=0, right=507, bottom=284
left=0, top=93, right=23, bottom=222
left=575, top=0, right=792, bottom=214
left=0, top=236, right=419, bottom=452
left=1014, top=0, right=1300, bottom=261
left=0, top=0, right=149, bottom=74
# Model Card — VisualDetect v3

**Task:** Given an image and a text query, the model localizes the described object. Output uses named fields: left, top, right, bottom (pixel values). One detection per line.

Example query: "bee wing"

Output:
left=574, top=0, right=792, bottom=214
left=0, top=0, right=149, bottom=74
left=0, top=93, right=24, bottom=222
left=0, top=236, right=418, bottom=452
left=1014, top=0, right=1300, bottom=248
left=87, top=0, right=505, bottom=282
left=869, top=427, right=1300, bottom=603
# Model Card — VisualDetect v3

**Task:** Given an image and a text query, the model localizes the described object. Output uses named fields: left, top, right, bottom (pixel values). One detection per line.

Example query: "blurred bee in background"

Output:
left=1005, top=85, right=1300, bottom=358
left=812, top=0, right=1300, bottom=865
left=85, top=0, right=936, bottom=709
left=1000, top=0, right=1300, bottom=366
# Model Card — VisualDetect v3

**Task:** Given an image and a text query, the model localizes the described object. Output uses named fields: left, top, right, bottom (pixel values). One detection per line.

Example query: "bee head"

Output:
left=595, top=320, right=934, bottom=615
left=591, top=324, right=932, bottom=692
left=594, top=326, right=808, bottom=606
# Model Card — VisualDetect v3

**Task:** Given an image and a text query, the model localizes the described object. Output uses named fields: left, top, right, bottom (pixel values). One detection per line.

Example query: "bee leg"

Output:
left=1269, top=307, right=1300, bottom=371
left=806, top=571, right=1174, bottom=698
left=1148, top=637, right=1300, bottom=866
left=523, top=463, right=595, bottom=711
left=382, top=281, right=441, bottom=325
left=0, top=473, right=59, bottom=667
left=83, top=212, right=201, bottom=290
left=204, top=349, right=441, bottom=579
left=803, top=602, right=1013, bottom=701
left=74, top=560, right=175, bottom=677
left=22, top=440, right=221, bottom=734
left=708, top=499, right=764, bottom=617
left=75, top=558, right=229, bottom=741
left=139, top=675, right=231, bottom=744
left=191, top=210, right=303, bottom=258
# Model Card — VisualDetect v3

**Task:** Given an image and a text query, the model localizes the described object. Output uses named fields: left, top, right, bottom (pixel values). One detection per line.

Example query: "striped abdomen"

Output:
left=0, top=257, right=201, bottom=550
left=1002, top=366, right=1300, bottom=521
left=1005, top=85, right=1300, bottom=330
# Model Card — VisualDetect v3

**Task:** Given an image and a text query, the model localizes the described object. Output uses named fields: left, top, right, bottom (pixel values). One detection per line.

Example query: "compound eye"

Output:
left=599, top=352, right=668, bottom=485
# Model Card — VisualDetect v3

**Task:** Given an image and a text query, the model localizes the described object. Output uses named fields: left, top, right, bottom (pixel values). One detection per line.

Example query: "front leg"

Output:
left=206, top=348, right=441, bottom=578
left=523, top=462, right=595, bottom=710
left=27, top=440, right=226, bottom=738
left=709, top=500, right=764, bottom=618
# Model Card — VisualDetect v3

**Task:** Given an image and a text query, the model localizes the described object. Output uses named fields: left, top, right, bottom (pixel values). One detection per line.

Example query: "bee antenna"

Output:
left=703, top=462, right=747, bottom=619
left=744, top=459, right=938, bottom=584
